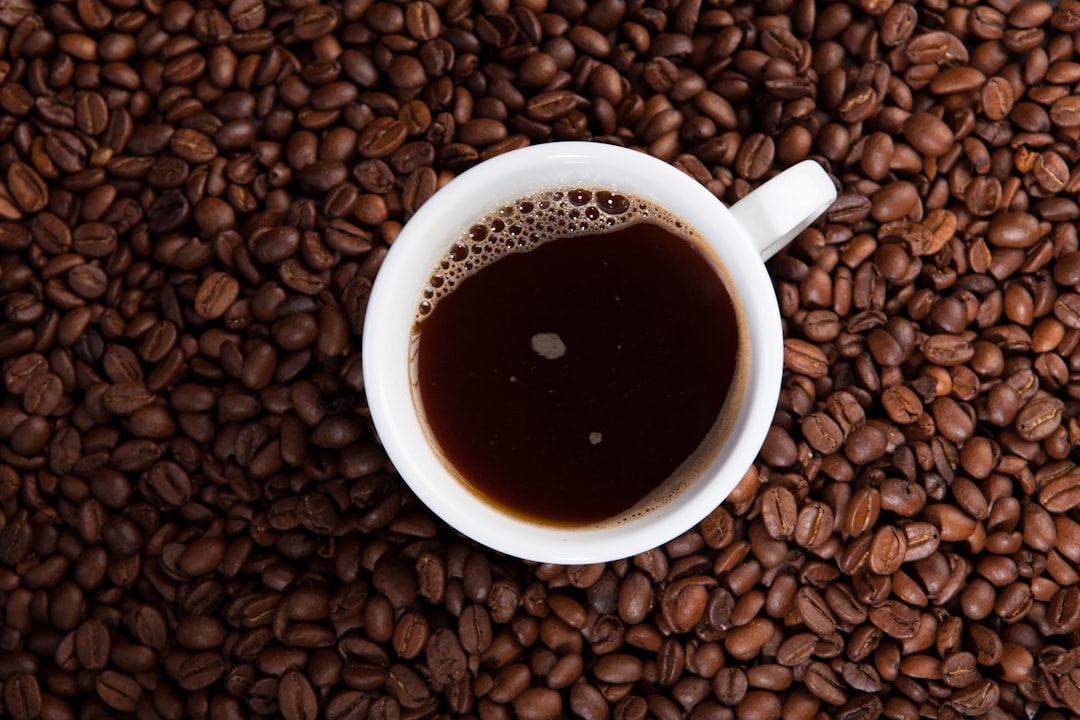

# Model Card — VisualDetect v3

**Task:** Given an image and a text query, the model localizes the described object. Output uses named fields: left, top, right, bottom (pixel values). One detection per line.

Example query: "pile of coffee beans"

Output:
left=2, top=0, right=1080, bottom=719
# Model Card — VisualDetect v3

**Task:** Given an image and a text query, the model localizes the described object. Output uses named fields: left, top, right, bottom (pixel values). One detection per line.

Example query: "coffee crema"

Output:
left=412, top=188, right=745, bottom=526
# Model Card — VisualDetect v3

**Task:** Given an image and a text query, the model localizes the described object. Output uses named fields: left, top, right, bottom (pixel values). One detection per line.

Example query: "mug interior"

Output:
left=363, top=142, right=783, bottom=563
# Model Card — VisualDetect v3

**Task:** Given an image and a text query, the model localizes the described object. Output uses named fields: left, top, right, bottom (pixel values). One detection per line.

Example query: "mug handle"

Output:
left=729, top=160, right=837, bottom=261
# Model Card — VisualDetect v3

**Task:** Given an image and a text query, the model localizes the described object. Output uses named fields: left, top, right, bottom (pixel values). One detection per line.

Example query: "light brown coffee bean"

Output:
left=868, top=525, right=908, bottom=575
left=1058, top=670, right=1080, bottom=716
left=784, top=339, right=829, bottom=378
left=1014, top=396, right=1064, bottom=441
left=513, top=687, right=563, bottom=720
left=868, top=599, right=920, bottom=639
left=871, top=181, right=919, bottom=222
left=793, top=502, right=833, bottom=550
left=801, top=412, right=844, bottom=454
left=949, top=678, right=1000, bottom=716
left=724, top=617, right=775, bottom=661
left=1050, top=95, right=1080, bottom=127
left=903, top=112, right=954, bottom=156
left=903, top=522, right=940, bottom=562
left=922, top=334, right=975, bottom=366
left=195, top=272, right=240, bottom=320
left=1046, top=586, right=1080, bottom=634
left=794, top=587, right=836, bottom=636
left=987, top=212, right=1040, bottom=248
left=1039, top=474, right=1080, bottom=514
left=804, top=661, right=847, bottom=706
left=8, top=161, right=49, bottom=213
left=761, top=485, right=797, bottom=539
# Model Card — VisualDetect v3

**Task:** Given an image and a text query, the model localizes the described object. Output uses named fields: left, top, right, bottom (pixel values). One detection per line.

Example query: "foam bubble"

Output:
left=531, top=332, right=566, bottom=360
left=415, top=187, right=697, bottom=322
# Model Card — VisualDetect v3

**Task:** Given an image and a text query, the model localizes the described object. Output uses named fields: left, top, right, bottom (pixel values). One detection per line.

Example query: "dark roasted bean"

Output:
left=95, top=670, right=141, bottom=711
left=280, top=670, right=318, bottom=720
left=75, top=618, right=111, bottom=670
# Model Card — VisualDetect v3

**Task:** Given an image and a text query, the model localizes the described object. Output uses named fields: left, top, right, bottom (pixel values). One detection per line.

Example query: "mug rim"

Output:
left=363, top=141, right=784, bottom=563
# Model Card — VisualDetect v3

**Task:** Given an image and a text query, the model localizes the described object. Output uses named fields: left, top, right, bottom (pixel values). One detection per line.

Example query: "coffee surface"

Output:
left=414, top=191, right=740, bottom=524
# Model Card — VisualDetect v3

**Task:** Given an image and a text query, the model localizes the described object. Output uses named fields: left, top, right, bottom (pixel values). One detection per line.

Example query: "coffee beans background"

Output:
left=2, top=0, right=1080, bottom=719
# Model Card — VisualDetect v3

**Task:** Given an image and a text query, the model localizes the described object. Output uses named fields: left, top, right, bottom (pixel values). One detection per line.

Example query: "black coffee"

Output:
left=413, top=189, right=742, bottom=525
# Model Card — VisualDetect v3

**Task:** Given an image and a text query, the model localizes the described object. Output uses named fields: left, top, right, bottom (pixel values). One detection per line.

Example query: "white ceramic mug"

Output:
left=363, top=142, right=836, bottom=563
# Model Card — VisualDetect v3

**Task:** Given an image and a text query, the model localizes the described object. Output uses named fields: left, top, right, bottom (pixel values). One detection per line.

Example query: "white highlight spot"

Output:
left=531, top=332, right=566, bottom=360
left=589, top=432, right=603, bottom=445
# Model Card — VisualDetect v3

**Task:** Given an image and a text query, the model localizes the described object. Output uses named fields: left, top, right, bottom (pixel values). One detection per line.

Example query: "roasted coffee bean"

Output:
left=177, top=652, right=226, bottom=690
left=1061, top=669, right=1080, bottom=715
left=2, top=355, right=43, bottom=398
left=4, top=674, right=42, bottom=720
left=1015, top=396, right=1064, bottom=441
left=794, top=587, right=837, bottom=636
left=845, top=487, right=881, bottom=538
left=513, top=686, right=562, bottom=720
left=713, top=667, right=748, bottom=705
left=868, top=600, right=920, bottom=639
left=903, top=113, right=954, bottom=157
left=294, top=4, right=339, bottom=40
left=844, top=424, right=888, bottom=464
left=940, top=652, right=978, bottom=688
left=881, top=385, right=922, bottom=424
left=75, top=618, right=111, bottom=670
left=176, top=615, right=226, bottom=649
left=949, top=679, right=999, bottom=716
left=8, top=161, right=49, bottom=213
left=1050, top=96, right=1080, bottom=127
left=805, top=661, right=847, bottom=706
left=95, top=670, right=141, bottom=711
left=784, top=338, right=829, bottom=378
left=802, top=412, right=844, bottom=454
left=868, top=526, right=907, bottom=576
left=280, top=670, right=318, bottom=720
left=168, top=129, right=217, bottom=164
left=922, top=334, right=975, bottom=366
left=988, top=212, right=1040, bottom=248
left=194, top=272, right=240, bottom=320
left=101, top=381, right=155, bottom=416
left=761, top=485, right=797, bottom=539
left=793, top=502, right=832, bottom=550
left=725, top=618, right=775, bottom=661
left=357, top=117, right=408, bottom=158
